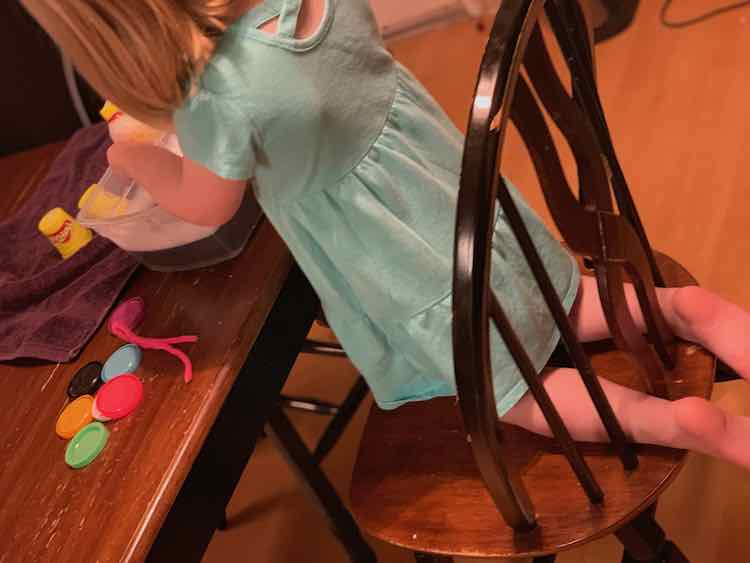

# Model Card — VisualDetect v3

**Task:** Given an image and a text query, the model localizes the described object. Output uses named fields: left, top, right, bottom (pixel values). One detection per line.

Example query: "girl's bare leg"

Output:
left=500, top=276, right=750, bottom=468
left=570, top=276, right=750, bottom=380
left=502, top=367, right=750, bottom=468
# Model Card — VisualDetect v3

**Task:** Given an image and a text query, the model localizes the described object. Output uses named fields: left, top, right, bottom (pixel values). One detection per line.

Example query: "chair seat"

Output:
left=350, top=253, right=714, bottom=559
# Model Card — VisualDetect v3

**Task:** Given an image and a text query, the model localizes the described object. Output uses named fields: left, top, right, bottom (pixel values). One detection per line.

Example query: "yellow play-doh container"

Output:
left=38, top=208, right=93, bottom=259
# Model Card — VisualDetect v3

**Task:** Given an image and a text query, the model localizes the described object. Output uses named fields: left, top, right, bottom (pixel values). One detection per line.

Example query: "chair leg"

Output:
left=594, top=0, right=639, bottom=43
left=662, top=542, right=689, bottom=563
left=621, top=551, right=640, bottom=563
left=621, top=541, right=689, bottom=562
left=617, top=503, right=663, bottom=562
left=414, top=553, right=453, bottom=563
left=313, top=375, right=369, bottom=463
left=217, top=511, right=227, bottom=531
left=617, top=503, right=688, bottom=562
left=266, top=404, right=376, bottom=563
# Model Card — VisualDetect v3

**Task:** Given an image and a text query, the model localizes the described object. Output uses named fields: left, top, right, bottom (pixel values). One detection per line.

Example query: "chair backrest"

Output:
left=452, top=0, right=675, bottom=532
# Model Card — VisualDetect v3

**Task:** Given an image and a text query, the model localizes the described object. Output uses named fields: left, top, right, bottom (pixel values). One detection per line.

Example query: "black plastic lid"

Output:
left=67, top=362, right=104, bottom=399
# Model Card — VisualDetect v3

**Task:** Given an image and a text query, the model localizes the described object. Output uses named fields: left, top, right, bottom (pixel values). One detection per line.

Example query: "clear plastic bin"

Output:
left=77, top=166, right=263, bottom=272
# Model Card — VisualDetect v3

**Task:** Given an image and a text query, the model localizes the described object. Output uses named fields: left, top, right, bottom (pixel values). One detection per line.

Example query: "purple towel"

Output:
left=0, top=124, right=138, bottom=362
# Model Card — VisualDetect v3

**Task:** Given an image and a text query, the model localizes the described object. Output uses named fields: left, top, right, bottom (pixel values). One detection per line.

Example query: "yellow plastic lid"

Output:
left=78, top=184, right=126, bottom=218
left=100, top=100, right=121, bottom=122
left=78, top=185, right=97, bottom=209
left=38, top=208, right=69, bottom=236
left=56, top=395, right=95, bottom=439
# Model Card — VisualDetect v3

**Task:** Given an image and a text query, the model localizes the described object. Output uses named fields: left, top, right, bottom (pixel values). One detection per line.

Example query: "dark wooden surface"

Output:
left=0, top=143, right=300, bottom=562
left=351, top=254, right=714, bottom=559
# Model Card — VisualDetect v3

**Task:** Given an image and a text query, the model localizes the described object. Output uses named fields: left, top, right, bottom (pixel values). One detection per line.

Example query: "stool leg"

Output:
left=414, top=553, right=453, bottom=563
left=313, top=375, right=369, bottom=463
left=266, top=405, right=376, bottom=563
left=281, top=395, right=340, bottom=415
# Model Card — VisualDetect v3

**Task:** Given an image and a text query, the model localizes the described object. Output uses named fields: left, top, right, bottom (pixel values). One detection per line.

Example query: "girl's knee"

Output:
left=673, top=395, right=726, bottom=437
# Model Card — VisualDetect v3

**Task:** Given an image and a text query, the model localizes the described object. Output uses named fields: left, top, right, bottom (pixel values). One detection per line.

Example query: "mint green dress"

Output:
left=174, top=0, right=580, bottom=415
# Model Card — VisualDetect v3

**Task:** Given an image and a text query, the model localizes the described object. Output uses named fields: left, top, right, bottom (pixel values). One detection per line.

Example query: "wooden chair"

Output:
left=350, top=1, right=715, bottom=561
left=590, top=0, right=640, bottom=42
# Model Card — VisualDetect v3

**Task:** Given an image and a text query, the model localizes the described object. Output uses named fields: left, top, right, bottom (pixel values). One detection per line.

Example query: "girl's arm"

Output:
left=107, top=142, right=246, bottom=227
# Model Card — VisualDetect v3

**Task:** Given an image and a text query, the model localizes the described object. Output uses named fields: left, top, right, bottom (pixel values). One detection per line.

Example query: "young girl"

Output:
left=22, top=0, right=750, bottom=468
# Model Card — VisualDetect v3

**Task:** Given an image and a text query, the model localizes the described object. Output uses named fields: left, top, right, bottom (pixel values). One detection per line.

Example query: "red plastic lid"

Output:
left=93, top=374, right=143, bottom=421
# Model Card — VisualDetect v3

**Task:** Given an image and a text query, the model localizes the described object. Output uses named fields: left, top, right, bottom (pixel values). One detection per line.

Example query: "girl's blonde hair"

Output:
left=21, top=0, right=238, bottom=125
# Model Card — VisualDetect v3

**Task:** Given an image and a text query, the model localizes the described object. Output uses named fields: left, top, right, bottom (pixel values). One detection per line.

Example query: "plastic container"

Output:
left=77, top=136, right=262, bottom=272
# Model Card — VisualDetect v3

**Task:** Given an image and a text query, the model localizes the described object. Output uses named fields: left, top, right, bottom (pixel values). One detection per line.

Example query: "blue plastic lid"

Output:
left=101, top=343, right=142, bottom=382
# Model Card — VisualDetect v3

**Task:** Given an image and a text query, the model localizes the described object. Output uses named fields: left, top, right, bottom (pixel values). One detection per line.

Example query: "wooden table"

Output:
left=0, top=143, right=320, bottom=562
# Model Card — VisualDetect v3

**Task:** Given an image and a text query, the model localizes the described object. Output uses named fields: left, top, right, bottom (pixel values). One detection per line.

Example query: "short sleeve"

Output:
left=174, top=89, right=260, bottom=181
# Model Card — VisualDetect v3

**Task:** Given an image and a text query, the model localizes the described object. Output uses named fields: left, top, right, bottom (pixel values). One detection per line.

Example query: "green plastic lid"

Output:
left=65, top=421, right=109, bottom=469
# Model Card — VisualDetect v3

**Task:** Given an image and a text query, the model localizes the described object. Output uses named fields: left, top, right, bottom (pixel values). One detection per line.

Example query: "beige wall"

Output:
left=369, top=0, right=469, bottom=36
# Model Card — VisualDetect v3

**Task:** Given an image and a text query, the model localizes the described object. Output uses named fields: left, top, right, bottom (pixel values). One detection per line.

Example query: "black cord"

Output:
left=661, top=0, right=750, bottom=28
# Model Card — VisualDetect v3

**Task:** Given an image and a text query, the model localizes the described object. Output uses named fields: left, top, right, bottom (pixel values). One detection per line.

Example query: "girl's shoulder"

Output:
left=190, top=0, right=339, bottom=99
left=223, top=0, right=335, bottom=54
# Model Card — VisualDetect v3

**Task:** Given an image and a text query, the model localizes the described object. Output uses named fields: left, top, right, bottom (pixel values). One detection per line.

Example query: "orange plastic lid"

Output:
left=56, top=395, right=95, bottom=439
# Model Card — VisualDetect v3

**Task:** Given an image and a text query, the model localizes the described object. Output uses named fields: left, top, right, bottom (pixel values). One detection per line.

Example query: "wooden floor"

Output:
left=202, top=1, right=750, bottom=562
